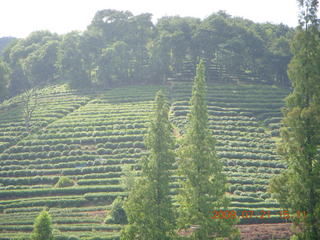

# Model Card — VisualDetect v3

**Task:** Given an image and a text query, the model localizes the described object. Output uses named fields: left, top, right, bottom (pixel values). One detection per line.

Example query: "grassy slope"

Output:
left=0, top=83, right=289, bottom=240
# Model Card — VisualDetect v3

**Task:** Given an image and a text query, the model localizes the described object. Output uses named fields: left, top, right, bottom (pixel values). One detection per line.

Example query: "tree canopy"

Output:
left=0, top=10, right=294, bottom=100
left=269, top=0, right=320, bottom=239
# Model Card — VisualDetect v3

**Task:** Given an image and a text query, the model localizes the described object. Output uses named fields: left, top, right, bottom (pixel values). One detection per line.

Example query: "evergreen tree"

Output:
left=121, top=90, right=176, bottom=240
left=31, top=210, right=54, bottom=240
left=269, top=1, right=320, bottom=239
left=177, top=59, right=238, bottom=239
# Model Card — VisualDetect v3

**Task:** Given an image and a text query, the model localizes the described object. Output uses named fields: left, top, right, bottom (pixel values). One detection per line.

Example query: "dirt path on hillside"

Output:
left=238, top=223, right=295, bottom=240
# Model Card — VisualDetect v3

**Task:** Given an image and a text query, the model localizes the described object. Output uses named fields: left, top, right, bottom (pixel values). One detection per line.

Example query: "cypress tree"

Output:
left=177, top=59, right=238, bottom=239
left=270, top=1, right=320, bottom=239
left=31, top=210, right=54, bottom=240
left=121, top=90, right=176, bottom=240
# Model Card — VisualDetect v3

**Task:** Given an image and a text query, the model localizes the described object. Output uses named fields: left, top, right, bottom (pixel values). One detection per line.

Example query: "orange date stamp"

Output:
left=211, top=210, right=308, bottom=219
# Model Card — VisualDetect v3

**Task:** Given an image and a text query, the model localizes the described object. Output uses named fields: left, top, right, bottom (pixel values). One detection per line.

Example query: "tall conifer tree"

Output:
left=270, top=1, right=320, bottom=239
left=177, top=59, right=238, bottom=239
left=121, top=90, right=176, bottom=240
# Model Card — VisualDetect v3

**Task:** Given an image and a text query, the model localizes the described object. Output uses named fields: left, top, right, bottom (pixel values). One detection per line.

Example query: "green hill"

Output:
left=0, top=82, right=289, bottom=240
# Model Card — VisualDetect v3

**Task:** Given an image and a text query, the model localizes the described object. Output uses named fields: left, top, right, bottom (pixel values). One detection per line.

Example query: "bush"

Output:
left=31, top=210, right=54, bottom=240
left=290, top=235, right=299, bottom=240
left=55, top=176, right=75, bottom=188
left=105, top=196, right=127, bottom=224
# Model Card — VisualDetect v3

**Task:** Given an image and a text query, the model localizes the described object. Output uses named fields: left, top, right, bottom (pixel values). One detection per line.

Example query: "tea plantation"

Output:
left=0, top=82, right=290, bottom=240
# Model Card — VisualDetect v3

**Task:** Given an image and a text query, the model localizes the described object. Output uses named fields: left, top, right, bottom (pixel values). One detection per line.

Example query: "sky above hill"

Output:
left=0, top=0, right=305, bottom=38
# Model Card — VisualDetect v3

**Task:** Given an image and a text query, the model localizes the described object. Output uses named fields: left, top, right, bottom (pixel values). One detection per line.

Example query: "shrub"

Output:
left=55, top=176, right=75, bottom=188
left=97, top=148, right=107, bottom=154
left=105, top=196, right=127, bottom=224
left=290, top=235, right=299, bottom=240
left=31, top=210, right=54, bottom=240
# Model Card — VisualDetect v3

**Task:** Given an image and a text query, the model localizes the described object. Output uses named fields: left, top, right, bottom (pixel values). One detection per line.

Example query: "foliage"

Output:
left=269, top=1, right=320, bottom=239
left=56, top=31, right=90, bottom=88
left=105, top=196, right=127, bottom=224
left=23, top=40, right=59, bottom=85
left=121, top=165, right=137, bottom=192
left=22, top=87, right=39, bottom=132
left=3, top=31, right=59, bottom=96
left=31, top=210, right=54, bottom=240
left=55, top=176, right=75, bottom=188
left=0, top=59, right=10, bottom=100
left=290, top=235, right=300, bottom=240
left=177, top=60, right=238, bottom=239
left=0, top=36, right=16, bottom=54
left=0, top=10, right=294, bottom=97
left=94, top=41, right=130, bottom=87
left=121, top=90, right=176, bottom=240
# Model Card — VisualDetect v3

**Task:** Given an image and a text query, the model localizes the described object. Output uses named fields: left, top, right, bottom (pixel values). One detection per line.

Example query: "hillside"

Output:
left=0, top=82, right=290, bottom=240
left=0, top=37, right=15, bottom=54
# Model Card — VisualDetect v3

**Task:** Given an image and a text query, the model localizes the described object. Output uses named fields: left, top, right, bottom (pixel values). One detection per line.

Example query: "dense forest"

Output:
left=0, top=10, right=294, bottom=101
left=0, top=37, right=15, bottom=54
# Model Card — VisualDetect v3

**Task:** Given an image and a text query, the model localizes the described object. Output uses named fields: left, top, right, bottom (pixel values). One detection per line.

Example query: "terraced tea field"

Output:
left=170, top=83, right=289, bottom=223
left=0, top=83, right=290, bottom=240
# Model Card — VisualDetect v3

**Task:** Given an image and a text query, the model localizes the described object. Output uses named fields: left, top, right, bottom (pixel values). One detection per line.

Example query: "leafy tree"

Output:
left=121, top=165, right=138, bottom=192
left=56, top=31, right=90, bottom=88
left=89, top=10, right=154, bottom=84
left=80, top=30, right=104, bottom=72
left=23, top=40, right=59, bottom=86
left=105, top=196, right=128, bottom=224
left=7, top=62, right=29, bottom=96
left=3, top=31, right=59, bottom=95
left=0, top=59, right=10, bottom=100
left=31, top=210, right=54, bottom=240
left=156, top=16, right=199, bottom=75
left=22, top=88, right=39, bottom=133
left=95, top=41, right=130, bottom=87
left=149, top=34, right=172, bottom=82
left=269, top=1, right=320, bottom=239
left=195, top=12, right=231, bottom=61
left=177, top=60, right=238, bottom=239
left=268, top=36, right=292, bottom=86
left=0, top=9, right=296, bottom=96
left=121, top=90, right=176, bottom=240
left=0, top=37, right=16, bottom=54
left=120, top=13, right=154, bottom=83
left=89, top=9, right=133, bottom=44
